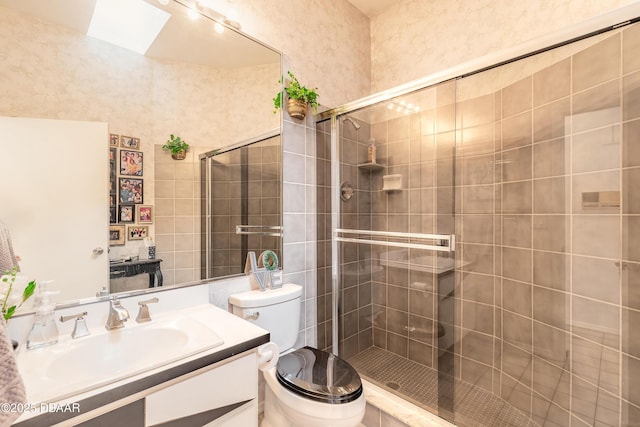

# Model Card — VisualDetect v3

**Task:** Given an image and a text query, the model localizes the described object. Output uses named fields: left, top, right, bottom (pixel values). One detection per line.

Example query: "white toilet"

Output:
left=229, top=283, right=366, bottom=427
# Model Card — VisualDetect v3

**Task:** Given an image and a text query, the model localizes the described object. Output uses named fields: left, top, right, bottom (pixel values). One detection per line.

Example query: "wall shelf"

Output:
left=382, top=174, right=403, bottom=191
left=358, top=162, right=384, bottom=171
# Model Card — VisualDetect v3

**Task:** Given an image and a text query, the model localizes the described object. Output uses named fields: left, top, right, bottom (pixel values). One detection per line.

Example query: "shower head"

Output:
left=342, top=116, right=361, bottom=130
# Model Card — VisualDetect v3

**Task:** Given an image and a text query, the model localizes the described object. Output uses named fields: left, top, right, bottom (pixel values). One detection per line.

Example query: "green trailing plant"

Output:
left=1, top=267, right=36, bottom=322
left=162, top=134, right=190, bottom=155
left=273, top=71, right=319, bottom=113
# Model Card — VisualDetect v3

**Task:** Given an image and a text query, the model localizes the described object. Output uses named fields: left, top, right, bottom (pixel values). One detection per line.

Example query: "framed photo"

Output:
left=120, top=135, right=140, bottom=150
left=120, top=150, right=143, bottom=176
left=109, top=147, right=117, bottom=161
left=109, top=194, right=116, bottom=207
left=137, top=205, right=153, bottom=223
left=128, top=225, right=149, bottom=240
left=109, top=134, right=120, bottom=146
left=118, top=177, right=143, bottom=204
left=109, top=225, right=125, bottom=246
left=119, top=204, right=134, bottom=223
left=109, top=207, right=117, bottom=224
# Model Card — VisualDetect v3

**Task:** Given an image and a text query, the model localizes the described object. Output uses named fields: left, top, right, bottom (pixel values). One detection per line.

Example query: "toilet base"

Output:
left=261, top=367, right=365, bottom=427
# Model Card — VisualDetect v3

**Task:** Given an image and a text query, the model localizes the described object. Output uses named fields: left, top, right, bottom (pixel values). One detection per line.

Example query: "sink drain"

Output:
left=386, top=381, right=400, bottom=390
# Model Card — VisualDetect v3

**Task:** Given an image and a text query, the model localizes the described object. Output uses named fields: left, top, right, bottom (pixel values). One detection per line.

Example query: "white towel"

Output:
left=0, top=221, right=19, bottom=274
left=0, top=321, right=26, bottom=426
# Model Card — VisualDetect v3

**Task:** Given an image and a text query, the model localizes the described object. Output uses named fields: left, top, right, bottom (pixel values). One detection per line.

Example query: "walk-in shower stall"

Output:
left=317, top=16, right=640, bottom=427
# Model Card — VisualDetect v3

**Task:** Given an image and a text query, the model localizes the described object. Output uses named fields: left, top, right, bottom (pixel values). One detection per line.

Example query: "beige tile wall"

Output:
left=318, top=21, right=640, bottom=427
left=454, top=24, right=640, bottom=426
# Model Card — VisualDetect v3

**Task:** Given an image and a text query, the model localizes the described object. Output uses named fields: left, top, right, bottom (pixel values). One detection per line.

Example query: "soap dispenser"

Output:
left=26, top=280, right=59, bottom=350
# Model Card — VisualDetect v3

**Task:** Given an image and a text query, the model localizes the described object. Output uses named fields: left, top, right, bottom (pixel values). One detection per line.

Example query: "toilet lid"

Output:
left=276, top=346, right=363, bottom=404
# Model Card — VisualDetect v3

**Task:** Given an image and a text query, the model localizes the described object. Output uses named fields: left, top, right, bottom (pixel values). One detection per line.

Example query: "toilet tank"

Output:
left=228, top=283, right=302, bottom=353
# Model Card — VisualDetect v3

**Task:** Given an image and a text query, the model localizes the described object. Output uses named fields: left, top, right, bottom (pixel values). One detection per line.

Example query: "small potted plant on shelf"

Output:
left=273, top=71, right=319, bottom=120
left=162, top=134, right=190, bottom=160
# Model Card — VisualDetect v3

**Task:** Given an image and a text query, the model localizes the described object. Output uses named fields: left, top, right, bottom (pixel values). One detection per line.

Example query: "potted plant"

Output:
left=273, top=71, right=319, bottom=120
left=1, top=267, right=36, bottom=322
left=2, top=266, right=36, bottom=350
left=162, top=134, right=190, bottom=160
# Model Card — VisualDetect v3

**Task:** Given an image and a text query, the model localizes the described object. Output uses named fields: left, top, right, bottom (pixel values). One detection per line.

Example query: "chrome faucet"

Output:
left=136, top=297, right=159, bottom=323
left=60, top=311, right=90, bottom=339
left=105, top=298, right=130, bottom=330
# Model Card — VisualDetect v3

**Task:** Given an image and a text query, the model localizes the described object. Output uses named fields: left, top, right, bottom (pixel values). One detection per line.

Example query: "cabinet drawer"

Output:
left=145, top=352, right=257, bottom=426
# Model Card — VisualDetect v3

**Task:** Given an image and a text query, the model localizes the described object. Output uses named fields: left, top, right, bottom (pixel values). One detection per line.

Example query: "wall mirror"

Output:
left=0, top=0, right=282, bottom=309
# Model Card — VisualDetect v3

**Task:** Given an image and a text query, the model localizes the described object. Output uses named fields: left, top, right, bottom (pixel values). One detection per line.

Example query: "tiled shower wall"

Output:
left=156, top=138, right=282, bottom=286
left=319, top=22, right=640, bottom=427
left=315, top=81, right=457, bottom=362
left=455, top=25, right=640, bottom=426
left=282, top=105, right=320, bottom=349
left=155, top=145, right=212, bottom=286
left=203, top=137, right=281, bottom=278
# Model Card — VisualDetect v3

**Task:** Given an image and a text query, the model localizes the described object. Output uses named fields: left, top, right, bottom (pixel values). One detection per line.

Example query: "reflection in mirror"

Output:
left=0, top=0, right=281, bottom=308
left=200, top=133, right=282, bottom=280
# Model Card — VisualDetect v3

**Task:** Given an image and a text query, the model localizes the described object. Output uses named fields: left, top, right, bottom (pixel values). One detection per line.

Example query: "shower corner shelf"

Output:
left=357, top=162, right=384, bottom=172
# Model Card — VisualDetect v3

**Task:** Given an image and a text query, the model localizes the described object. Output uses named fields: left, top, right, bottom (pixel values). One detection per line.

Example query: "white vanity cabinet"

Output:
left=145, top=351, right=258, bottom=426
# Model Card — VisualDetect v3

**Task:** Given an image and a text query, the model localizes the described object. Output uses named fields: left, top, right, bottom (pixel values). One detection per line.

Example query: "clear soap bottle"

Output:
left=26, top=281, right=59, bottom=350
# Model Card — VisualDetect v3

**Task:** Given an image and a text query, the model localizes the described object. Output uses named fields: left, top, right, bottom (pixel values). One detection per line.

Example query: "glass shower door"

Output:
left=331, top=80, right=458, bottom=420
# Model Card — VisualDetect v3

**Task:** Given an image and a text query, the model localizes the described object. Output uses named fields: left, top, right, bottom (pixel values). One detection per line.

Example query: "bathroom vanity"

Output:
left=9, top=286, right=269, bottom=427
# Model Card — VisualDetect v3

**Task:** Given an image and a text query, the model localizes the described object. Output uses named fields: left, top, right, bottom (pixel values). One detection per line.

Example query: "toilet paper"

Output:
left=257, top=342, right=280, bottom=371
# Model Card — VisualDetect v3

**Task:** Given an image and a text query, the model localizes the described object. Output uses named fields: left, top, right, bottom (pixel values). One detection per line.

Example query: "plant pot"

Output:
left=171, top=151, right=187, bottom=160
left=286, top=98, right=307, bottom=120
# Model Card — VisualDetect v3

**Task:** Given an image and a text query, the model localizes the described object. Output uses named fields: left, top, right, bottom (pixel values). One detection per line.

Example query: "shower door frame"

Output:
left=321, top=3, right=640, bottom=355
left=200, top=128, right=282, bottom=280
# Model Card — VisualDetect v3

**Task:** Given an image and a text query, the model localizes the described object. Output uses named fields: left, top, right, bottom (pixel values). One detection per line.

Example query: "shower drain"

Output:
left=385, top=381, right=401, bottom=390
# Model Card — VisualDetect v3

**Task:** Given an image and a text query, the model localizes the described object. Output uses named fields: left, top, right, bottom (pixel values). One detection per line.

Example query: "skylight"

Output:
left=87, top=0, right=171, bottom=55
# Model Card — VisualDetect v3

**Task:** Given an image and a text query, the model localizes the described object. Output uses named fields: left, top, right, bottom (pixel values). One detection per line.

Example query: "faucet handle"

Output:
left=136, top=297, right=159, bottom=323
left=60, top=311, right=90, bottom=339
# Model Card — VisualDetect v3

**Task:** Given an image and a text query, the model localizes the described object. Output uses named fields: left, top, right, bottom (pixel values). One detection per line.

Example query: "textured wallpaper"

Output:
left=208, top=0, right=372, bottom=108
left=370, top=0, right=637, bottom=93
left=0, top=5, right=280, bottom=264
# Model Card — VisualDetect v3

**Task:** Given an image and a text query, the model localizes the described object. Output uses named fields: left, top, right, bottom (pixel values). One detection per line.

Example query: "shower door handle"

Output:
left=235, top=225, right=283, bottom=237
left=335, top=229, right=455, bottom=252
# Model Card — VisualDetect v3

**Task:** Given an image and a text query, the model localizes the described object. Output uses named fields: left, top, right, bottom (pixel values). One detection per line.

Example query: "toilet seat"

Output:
left=275, top=346, right=363, bottom=404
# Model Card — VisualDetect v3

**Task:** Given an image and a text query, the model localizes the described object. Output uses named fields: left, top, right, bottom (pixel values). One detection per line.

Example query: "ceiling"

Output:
left=0, top=0, right=279, bottom=68
left=346, top=0, right=403, bottom=18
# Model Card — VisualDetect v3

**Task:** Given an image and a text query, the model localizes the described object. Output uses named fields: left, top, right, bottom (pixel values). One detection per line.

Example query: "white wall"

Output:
left=0, top=117, right=108, bottom=302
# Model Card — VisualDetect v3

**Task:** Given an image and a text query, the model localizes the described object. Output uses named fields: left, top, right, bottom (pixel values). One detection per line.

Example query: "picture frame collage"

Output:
left=109, top=134, right=152, bottom=246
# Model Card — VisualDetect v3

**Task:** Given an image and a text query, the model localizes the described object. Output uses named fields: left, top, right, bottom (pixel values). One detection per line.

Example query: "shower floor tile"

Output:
left=348, top=347, right=538, bottom=427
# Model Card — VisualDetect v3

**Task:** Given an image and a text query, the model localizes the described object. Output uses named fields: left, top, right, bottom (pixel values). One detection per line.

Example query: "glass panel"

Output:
left=454, top=23, right=635, bottom=427
left=200, top=136, right=281, bottom=279
left=324, top=20, right=640, bottom=427
left=333, top=80, right=458, bottom=418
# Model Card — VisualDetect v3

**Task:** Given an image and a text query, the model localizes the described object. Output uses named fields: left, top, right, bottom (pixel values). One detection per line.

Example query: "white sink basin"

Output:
left=16, top=313, right=223, bottom=404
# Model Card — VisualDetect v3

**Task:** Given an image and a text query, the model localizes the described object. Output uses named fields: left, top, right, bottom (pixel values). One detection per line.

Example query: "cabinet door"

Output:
left=145, top=353, right=258, bottom=426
